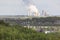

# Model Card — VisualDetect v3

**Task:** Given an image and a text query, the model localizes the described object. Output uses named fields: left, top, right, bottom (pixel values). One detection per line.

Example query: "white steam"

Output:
left=28, top=5, right=38, bottom=13
left=28, top=4, right=40, bottom=16
left=23, top=0, right=40, bottom=16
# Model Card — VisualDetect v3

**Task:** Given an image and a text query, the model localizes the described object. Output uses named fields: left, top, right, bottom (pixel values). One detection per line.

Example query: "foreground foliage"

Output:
left=0, top=20, right=60, bottom=40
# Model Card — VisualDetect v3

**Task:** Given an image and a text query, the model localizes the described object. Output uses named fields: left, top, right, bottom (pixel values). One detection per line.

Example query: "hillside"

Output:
left=0, top=21, right=60, bottom=40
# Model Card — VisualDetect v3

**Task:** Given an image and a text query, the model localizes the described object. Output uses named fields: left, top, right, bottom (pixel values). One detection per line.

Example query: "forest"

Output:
left=3, top=17, right=60, bottom=26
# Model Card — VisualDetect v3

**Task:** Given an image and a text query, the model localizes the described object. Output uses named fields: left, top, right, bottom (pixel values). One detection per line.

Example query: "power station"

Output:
left=28, top=9, right=49, bottom=17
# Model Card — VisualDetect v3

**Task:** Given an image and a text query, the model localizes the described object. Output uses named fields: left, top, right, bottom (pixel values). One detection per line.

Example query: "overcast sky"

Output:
left=0, top=0, right=60, bottom=16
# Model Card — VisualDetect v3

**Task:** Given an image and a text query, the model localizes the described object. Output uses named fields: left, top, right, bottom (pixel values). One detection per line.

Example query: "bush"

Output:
left=0, top=23, right=60, bottom=40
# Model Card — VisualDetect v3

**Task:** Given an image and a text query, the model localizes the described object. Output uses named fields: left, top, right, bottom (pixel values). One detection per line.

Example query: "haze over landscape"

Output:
left=0, top=0, right=60, bottom=16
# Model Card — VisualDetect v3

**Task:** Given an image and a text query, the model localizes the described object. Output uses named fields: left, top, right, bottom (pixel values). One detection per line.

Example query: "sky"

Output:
left=0, top=0, right=60, bottom=16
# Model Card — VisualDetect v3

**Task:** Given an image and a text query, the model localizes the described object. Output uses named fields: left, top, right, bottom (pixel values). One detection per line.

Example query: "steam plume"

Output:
left=22, top=0, right=40, bottom=16
left=28, top=4, right=39, bottom=16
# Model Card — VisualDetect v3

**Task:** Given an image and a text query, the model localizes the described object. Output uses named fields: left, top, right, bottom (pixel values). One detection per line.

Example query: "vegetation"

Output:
left=0, top=20, right=60, bottom=40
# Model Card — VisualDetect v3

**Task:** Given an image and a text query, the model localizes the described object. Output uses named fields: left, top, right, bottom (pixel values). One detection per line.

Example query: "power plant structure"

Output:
left=42, top=10, right=49, bottom=17
left=27, top=4, right=49, bottom=17
left=28, top=9, right=49, bottom=17
left=28, top=10, right=40, bottom=17
left=22, top=0, right=49, bottom=17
